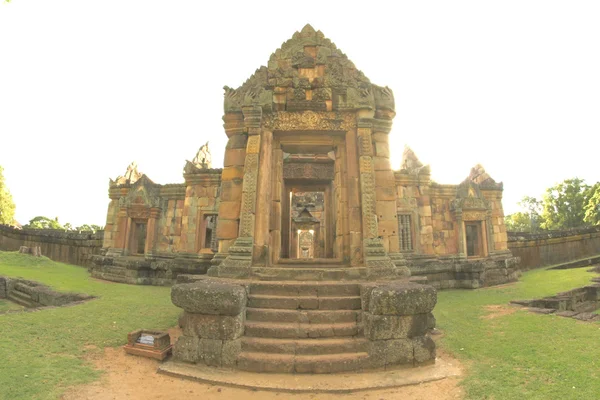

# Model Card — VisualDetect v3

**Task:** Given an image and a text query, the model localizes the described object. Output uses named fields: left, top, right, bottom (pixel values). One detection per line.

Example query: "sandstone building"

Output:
left=92, top=24, right=520, bottom=374
left=92, top=25, right=517, bottom=289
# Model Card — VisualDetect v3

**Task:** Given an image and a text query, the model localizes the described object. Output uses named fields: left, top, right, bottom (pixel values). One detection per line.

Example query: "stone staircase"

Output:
left=7, top=288, right=36, bottom=308
left=237, top=281, right=369, bottom=373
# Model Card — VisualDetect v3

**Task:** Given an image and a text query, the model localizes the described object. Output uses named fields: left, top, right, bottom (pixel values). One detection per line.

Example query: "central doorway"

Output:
left=281, top=182, right=334, bottom=260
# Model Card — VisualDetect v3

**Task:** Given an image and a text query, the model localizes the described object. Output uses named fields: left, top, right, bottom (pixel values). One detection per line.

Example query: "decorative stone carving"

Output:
left=373, top=85, right=395, bottom=112
left=263, top=111, right=355, bottom=131
left=467, top=164, right=503, bottom=189
left=399, top=146, right=430, bottom=175
left=112, top=162, right=142, bottom=186
left=283, top=163, right=334, bottom=180
left=118, top=175, right=161, bottom=209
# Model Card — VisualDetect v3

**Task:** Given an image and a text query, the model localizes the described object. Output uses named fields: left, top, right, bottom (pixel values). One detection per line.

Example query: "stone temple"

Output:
left=92, top=25, right=519, bottom=373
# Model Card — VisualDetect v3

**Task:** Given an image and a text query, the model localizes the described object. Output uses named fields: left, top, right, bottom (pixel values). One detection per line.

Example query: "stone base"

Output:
left=157, top=356, right=460, bottom=393
left=90, top=253, right=212, bottom=286
left=406, top=253, right=520, bottom=289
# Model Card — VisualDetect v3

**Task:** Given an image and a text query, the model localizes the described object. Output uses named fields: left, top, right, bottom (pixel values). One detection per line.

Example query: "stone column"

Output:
left=456, top=210, right=466, bottom=258
left=209, top=106, right=262, bottom=278
left=485, top=209, right=495, bottom=255
left=357, top=115, right=405, bottom=279
left=372, top=115, right=410, bottom=273
left=114, top=207, right=129, bottom=253
left=145, top=208, right=160, bottom=255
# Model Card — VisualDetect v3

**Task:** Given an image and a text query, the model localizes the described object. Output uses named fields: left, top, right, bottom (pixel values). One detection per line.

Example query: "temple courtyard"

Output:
left=1, top=250, right=599, bottom=399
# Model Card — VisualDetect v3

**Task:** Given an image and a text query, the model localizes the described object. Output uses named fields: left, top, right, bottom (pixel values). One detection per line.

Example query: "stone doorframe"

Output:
left=271, top=129, right=349, bottom=266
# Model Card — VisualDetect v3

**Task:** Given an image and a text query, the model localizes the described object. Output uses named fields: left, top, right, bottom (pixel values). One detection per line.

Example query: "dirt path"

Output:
left=62, top=329, right=464, bottom=400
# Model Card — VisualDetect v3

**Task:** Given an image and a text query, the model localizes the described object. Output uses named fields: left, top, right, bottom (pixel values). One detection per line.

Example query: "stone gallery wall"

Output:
left=0, top=225, right=103, bottom=267
left=508, top=226, right=600, bottom=269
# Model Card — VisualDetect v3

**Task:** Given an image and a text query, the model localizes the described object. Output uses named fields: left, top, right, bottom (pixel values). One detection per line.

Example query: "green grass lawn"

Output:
left=0, top=251, right=599, bottom=399
left=0, top=251, right=180, bottom=400
left=436, top=267, right=600, bottom=399
left=0, top=299, right=24, bottom=312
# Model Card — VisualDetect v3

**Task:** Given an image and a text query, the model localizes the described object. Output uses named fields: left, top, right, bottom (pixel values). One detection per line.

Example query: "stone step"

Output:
left=247, top=294, right=361, bottom=310
left=244, top=320, right=359, bottom=339
left=249, top=282, right=360, bottom=297
left=241, top=337, right=368, bottom=355
left=237, top=351, right=370, bottom=374
left=246, top=308, right=360, bottom=324
left=8, top=290, right=36, bottom=308
left=251, top=267, right=367, bottom=281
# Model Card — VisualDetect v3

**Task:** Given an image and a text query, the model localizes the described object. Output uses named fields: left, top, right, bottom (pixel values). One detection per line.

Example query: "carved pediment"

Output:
left=118, top=175, right=161, bottom=209
left=452, top=181, right=490, bottom=212
left=224, top=24, right=393, bottom=114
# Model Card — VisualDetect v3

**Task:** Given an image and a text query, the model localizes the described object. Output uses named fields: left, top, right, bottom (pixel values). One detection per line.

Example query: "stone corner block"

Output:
left=173, top=335, right=199, bottom=363
left=369, top=282, right=437, bottom=316
left=171, top=280, right=247, bottom=315
left=180, top=312, right=245, bottom=340
left=413, top=335, right=436, bottom=364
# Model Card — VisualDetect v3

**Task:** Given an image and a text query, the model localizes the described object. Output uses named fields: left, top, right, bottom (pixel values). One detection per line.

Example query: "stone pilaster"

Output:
left=211, top=113, right=246, bottom=268
left=357, top=116, right=405, bottom=279
left=210, top=106, right=262, bottom=278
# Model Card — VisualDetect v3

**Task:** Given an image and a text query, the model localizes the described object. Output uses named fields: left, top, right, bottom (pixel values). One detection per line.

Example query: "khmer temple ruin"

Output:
left=92, top=24, right=519, bottom=373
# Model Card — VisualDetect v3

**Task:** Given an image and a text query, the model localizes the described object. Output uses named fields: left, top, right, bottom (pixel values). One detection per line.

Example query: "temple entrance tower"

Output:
left=208, top=24, right=409, bottom=280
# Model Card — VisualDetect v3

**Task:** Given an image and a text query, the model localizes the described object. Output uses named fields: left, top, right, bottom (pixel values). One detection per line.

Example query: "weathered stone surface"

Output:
left=180, top=311, right=245, bottom=340
left=171, top=281, right=247, bottom=315
left=173, top=335, right=199, bottom=363
left=369, top=282, right=437, bottom=315
left=367, top=338, right=414, bottom=368
left=364, top=313, right=430, bottom=340
left=413, top=335, right=436, bottom=364
left=198, top=338, right=223, bottom=367
left=221, top=338, right=242, bottom=367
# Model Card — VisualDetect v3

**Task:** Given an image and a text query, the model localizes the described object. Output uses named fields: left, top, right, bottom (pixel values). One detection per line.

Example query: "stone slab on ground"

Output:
left=157, top=356, right=460, bottom=393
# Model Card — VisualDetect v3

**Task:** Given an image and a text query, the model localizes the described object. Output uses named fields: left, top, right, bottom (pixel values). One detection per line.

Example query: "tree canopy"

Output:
left=0, top=166, right=16, bottom=225
left=23, top=216, right=103, bottom=232
left=506, top=178, right=600, bottom=232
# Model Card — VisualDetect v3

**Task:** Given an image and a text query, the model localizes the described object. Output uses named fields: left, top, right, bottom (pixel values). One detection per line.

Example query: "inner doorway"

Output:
left=281, top=183, right=334, bottom=260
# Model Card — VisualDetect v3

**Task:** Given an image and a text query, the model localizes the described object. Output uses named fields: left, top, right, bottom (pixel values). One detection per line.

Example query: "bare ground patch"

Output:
left=481, top=304, right=518, bottom=320
left=62, top=328, right=464, bottom=400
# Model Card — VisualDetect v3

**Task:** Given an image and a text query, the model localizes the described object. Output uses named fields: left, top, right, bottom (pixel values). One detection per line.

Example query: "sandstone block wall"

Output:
left=508, top=226, right=600, bottom=269
left=361, top=282, right=437, bottom=368
left=171, top=278, right=247, bottom=367
left=0, top=225, right=103, bottom=267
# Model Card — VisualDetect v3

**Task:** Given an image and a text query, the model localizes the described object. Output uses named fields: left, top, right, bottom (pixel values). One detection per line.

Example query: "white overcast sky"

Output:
left=1, top=1, right=599, bottom=227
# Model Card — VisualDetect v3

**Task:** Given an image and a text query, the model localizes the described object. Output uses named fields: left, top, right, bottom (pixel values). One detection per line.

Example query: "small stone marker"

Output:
left=123, top=330, right=172, bottom=361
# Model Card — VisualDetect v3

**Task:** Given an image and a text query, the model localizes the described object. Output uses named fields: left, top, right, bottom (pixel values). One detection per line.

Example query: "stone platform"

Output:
left=158, top=354, right=460, bottom=393
left=170, top=275, right=438, bottom=374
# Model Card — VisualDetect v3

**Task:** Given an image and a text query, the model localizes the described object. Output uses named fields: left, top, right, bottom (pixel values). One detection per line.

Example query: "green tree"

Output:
left=540, top=178, right=591, bottom=230
left=75, top=224, right=103, bottom=233
left=584, top=182, right=600, bottom=225
left=0, top=166, right=16, bottom=225
left=504, top=212, right=533, bottom=232
left=504, top=196, right=543, bottom=232
left=24, top=216, right=64, bottom=230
